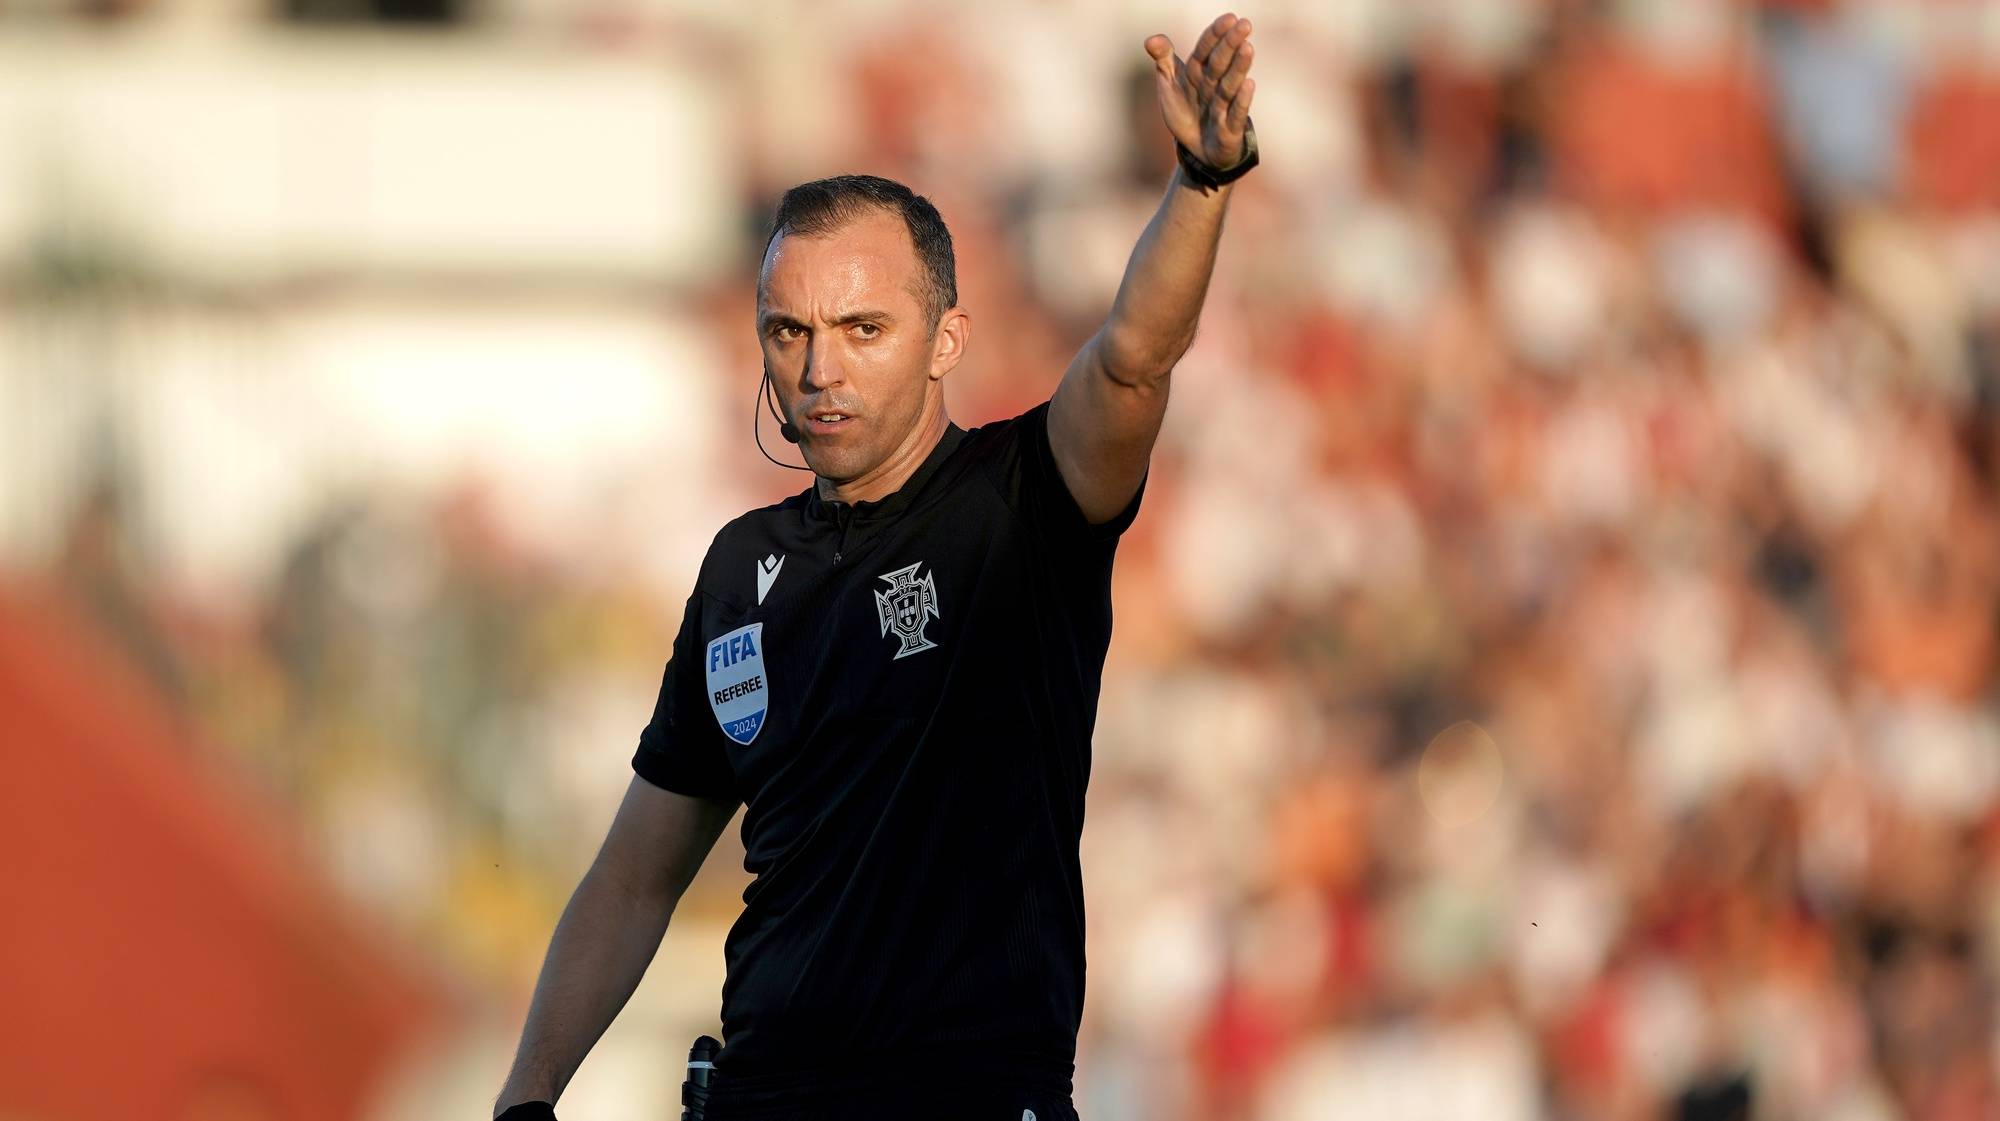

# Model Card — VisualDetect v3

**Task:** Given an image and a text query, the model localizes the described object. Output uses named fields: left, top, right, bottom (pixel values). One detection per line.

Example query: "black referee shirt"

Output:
left=632, top=400, right=1143, bottom=1116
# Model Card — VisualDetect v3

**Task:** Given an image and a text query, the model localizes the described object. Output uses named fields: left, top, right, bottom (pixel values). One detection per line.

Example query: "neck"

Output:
left=816, top=405, right=951, bottom=506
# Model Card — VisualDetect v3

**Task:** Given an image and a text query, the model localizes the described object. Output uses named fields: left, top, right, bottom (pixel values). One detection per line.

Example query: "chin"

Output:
left=801, top=444, right=866, bottom=484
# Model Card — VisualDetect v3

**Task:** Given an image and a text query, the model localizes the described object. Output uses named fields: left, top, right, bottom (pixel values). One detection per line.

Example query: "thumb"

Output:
left=1144, top=33, right=1175, bottom=70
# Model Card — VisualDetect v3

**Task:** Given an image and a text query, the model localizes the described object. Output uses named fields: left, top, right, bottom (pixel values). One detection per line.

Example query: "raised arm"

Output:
left=1047, top=11, right=1257, bottom=523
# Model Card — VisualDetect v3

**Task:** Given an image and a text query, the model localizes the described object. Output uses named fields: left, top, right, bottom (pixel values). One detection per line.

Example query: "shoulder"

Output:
left=962, top=397, right=1145, bottom=544
left=947, top=401, right=1054, bottom=490
left=693, top=489, right=811, bottom=600
left=959, top=400, right=1050, bottom=452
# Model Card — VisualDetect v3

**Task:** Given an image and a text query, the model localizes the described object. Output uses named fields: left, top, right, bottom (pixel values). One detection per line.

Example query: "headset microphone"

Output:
left=757, top=368, right=812, bottom=470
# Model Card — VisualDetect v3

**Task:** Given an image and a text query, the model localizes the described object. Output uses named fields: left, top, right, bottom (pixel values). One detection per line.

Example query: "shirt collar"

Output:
left=803, top=421, right=967, bottom=524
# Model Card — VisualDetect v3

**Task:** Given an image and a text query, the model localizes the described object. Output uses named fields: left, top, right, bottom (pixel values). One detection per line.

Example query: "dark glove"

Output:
left=495, top=1103, right=557, bottom=1121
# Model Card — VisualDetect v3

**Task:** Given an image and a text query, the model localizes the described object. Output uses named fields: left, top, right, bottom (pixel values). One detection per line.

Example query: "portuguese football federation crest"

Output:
left=874, top=561, right=941, bottom=660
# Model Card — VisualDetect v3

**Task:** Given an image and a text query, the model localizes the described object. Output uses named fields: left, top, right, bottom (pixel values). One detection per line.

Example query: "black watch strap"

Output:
left=1176, top=118, right=1259, bottom=191
left=496, top=1103, right=557, bottom=1121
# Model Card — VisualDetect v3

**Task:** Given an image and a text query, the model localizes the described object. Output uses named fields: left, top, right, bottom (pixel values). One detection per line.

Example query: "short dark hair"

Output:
left=760, top=174, right=958, bottom=330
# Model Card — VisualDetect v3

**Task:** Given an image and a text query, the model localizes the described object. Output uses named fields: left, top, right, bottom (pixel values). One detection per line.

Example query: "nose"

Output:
left=803, top=332, right=844, bottom=391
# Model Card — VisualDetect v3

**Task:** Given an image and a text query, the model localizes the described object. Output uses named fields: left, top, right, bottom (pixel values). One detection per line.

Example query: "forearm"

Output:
left=1028, top=12, right=1255, bottom=519
left=1097, top=165, right=1235, bottom=386
left=495, top=868, right=676, bottom=1115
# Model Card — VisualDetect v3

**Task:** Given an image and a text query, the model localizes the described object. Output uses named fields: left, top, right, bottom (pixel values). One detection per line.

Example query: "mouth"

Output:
left=802, top=409, right=855, bottom=435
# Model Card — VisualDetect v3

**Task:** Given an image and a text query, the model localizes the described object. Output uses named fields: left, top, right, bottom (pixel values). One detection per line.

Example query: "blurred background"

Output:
left=3, top=0, right=2000, bottom=1119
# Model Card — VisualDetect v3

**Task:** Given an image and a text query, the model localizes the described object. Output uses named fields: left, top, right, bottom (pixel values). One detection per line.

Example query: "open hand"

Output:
left=1145, top=12, right=1256, bottom=171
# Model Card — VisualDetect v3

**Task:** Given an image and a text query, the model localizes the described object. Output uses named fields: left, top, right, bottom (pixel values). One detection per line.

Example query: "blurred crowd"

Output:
left=1065, top=3, right=2000, bottom=1120
left=12, top=1, right=2000, bottom=1120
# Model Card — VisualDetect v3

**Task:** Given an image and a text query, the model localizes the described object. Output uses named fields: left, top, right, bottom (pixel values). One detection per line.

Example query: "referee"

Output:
left=494, top=12, right=1258, bottom=1120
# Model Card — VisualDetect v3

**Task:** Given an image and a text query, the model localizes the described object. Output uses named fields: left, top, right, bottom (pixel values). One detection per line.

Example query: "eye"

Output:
left=852, top=322, right=882, bottom=340
left=772, top=324, right=804, bottom=342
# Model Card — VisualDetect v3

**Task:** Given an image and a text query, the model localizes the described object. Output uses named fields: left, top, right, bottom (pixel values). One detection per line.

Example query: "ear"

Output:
left=928, top=307, right=970, bottom=382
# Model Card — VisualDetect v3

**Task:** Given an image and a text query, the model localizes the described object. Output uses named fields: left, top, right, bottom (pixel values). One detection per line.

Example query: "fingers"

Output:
left=1154, top=10, right=1255, bottom=145
left=1186, top=12, right=1234, bottom=73
left=1226, top=77, right=1254, bottom=132
left=1203, top=17, right=1252, bottom=93
left=1215, top=36, right=1253, bottom=101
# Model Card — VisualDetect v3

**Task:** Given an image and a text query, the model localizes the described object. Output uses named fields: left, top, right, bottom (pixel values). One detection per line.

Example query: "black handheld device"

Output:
left=680, top=1034, right=722, bottom=1121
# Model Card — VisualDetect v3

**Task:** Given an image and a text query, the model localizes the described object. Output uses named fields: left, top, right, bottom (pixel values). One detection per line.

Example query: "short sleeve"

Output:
left=631, top=590, right=738, bottom=804
left=996, top=400, right=1147, bottom=544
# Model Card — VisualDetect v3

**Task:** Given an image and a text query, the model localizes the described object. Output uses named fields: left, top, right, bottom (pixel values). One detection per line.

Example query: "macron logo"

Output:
left=757, top=553, right=785, bottom=605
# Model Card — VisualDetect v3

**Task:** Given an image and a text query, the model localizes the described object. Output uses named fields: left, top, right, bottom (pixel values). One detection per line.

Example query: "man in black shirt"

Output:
left=496, top=12, right=1258, bottom=1120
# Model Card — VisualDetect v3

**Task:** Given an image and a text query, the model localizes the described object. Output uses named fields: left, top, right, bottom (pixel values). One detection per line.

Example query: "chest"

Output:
left=694, top=488, right=1039, bottom=794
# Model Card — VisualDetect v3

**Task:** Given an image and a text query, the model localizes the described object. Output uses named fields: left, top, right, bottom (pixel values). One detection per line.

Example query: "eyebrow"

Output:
left=759, top=308, right=898, bottom=332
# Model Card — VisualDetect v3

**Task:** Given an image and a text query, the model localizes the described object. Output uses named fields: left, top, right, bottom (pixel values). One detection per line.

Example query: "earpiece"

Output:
left=756, top=367, right=811, bottom=470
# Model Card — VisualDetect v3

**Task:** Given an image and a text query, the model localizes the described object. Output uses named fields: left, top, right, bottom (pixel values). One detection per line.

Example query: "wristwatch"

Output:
left=1177, top=118, right=1259, bottom=192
